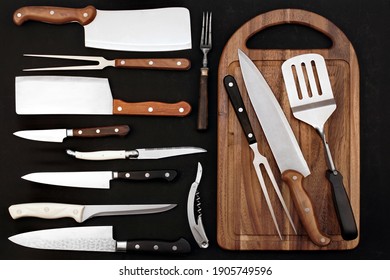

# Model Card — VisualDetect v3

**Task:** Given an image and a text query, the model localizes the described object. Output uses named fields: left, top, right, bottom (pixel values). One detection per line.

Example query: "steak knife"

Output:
left=9, top=203, right=176, bottom=223
left=9, top=226, right=191, bottom=253
left=238, top=49, right=330, bottom=246
left=22, top=170, right=177, bottom=189
left=14, top=125, right=130, bottom=143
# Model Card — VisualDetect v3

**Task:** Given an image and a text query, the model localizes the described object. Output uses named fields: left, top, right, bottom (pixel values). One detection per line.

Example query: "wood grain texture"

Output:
left=114, top=58, right=191, bottom=70
left=72, top=125, right=130, bottom=138
left=113, top=100, right=191, bottom=117
left=217, top=9, right=360, bottom=250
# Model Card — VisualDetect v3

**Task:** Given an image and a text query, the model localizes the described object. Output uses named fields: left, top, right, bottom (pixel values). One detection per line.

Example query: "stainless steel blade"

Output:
left=238, top=49, right=310, bottom=177
left=22, top=171, right=113, bottom=189
left=85, top=8, right=192, bottom=51
left=9, top=226, right=116, bottom=252
left=136, top=147, right=207, bottom=159
left=82, top=204, right=176, bottom=222
left=15, top=76, right=113, bottom=115
left=14, top=129, right=67, bottom=143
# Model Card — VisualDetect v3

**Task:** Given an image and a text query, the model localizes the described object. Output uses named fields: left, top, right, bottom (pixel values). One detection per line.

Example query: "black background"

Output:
left=0, top=0, right=389, bottom=260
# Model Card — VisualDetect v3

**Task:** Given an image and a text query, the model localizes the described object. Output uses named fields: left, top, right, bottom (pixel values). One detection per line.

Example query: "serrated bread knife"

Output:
left=9, top=226, right=191, bottom=253
left=15, top=76, right=191, bottom=117
left=238, top=49, right=330, bottom=246
left=9, top=203, right=176, bottom=223
left=13, top=6, right=192, bottom=52
left=14, top=125, right=130, bottom=143
left=22, top=170, right=177, bottom=189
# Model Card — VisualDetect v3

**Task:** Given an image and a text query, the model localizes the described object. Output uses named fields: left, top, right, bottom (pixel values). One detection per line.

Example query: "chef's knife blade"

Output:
left=14, top=125, right=130, bottom=143
left=9, top=203, right=176, bottom=222
left=22, top=170, right=177, bottom=189
left=66, top=147, right=207, bottom=161
left=238, top=49, right=330, bottom=246
left=13, top=6, right=192, bottom=52
left=15, top=76, right=191, bottom=117
left=9, top=226, right=191, bottom=253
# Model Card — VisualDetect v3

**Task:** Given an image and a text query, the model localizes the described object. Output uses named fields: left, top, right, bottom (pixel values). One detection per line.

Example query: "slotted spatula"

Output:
left=282, top=53, right=357, bottom=240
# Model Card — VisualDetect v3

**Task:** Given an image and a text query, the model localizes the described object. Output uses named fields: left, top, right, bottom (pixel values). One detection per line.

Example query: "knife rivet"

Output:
left=148, top=60, right=154, bottom=65
left=49, top=10, right=55, bottom=15
left=115, top=128, right=119, bottom=133
left=304, top=208, right=310, bottom=213
left=73, top=209, right=78, bottom=215
left=16, top=13, right=22, bottom=18
left=177, top=61, right=182, bottom=66
left=179, top=107, right=184, bottom=113
left=125, top=173, right=130, bottom=178
left=44, top=207, right=50, bottom=212
left=77, top=130, right=83, bottom=135
left=83, top=12, right=89, bottom=18
left=292, top=175, right=298, bottom=181
left=145, top=173, right=150, bottom=178
left=135, top=244, right=140, bottom=249
left=320, top=238, right=326, bottom=243
left=117, top=106, right=123, bottom=111
left=228, top=82, right=234, bottom=87
left=248, top=133, right=253, bottom=138
left=120, top=60, right=125, bottom=65
left=238, top=107, right=243, bottom=112
left=148, top=107, right=153, bottom=112
left=96, top=129, right=100, bottom=134
left=153, top=245, right=159, bottom=250
left=172, top=245, right=178, bottom=251
left=165, top=172, right=170, bottom=177
left=17, top=210, right=22, bottom=215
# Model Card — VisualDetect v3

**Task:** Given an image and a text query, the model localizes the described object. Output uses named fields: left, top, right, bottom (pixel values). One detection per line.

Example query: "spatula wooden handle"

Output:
left=13, top=6, right=97, bottom=26
left=282, top=170, right=331, bottom=247
left=113, top=100, right=191, bottom=117
left=114, top=58, right=191, bottom=70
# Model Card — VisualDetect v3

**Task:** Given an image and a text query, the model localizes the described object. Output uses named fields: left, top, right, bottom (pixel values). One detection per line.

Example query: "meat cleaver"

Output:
left=15, top=76, right=191, bottom=117
left=13, top=6, right=192, bottom=52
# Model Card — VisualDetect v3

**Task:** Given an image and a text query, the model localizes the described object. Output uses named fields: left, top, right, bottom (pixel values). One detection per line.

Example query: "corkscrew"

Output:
left=187, top=162, right=209, bottom=248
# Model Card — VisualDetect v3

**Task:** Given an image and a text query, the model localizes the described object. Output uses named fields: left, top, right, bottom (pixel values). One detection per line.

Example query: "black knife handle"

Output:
left=223, top=75, right=256, bottom=145
left=126, top=238, right=191, bottom=253
left=326, top=170, right=358, bottom=240
left=117, top=170, right=177, bottom=182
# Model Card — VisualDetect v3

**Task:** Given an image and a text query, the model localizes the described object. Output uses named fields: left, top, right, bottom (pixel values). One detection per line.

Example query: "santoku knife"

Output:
left=13, top=6, right=192, bottom=52
left=22, top=170, right=177, bottom=189
left=238, top=49, right=331, bottom=246
left=9, top=226, right=191, bottom=253
left=66, top=147, right=206, bottom=161
left=15, top=76, right=191, bottom=117
left=14, top=125, right=130, bottom=143
left=9, top=203, right=176, bottom=223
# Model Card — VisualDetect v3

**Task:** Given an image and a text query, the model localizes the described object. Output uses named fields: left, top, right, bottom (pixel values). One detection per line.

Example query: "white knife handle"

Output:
left=67, top=150, right=128, bottom=160
left=9, top=203, right=85, bottom=223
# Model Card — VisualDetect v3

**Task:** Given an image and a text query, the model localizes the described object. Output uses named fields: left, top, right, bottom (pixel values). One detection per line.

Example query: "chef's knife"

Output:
left=238, top=49, right=330, bottom=246
left=9, top=226, right=191, bottom=253
left=14, top=125, right=130, bottom=143
left=66, top=147, right=206, bottom=161
left=9, top=203, right=176, bottom=223
left=13, top=6, right=192, bottom=52
left=22, top=170, right=177, bottom=189
left=15, top=76, right=191, bottom=117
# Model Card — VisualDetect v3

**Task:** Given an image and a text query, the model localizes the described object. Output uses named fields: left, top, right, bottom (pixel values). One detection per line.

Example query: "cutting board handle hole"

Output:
left=246, top=24, right=332, bottom=50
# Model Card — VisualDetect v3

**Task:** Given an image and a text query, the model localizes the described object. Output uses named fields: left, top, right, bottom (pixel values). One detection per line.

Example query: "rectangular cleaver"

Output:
left=13, top=6, right=192, bottom=52
left=15, top=76, right=191, bottom=116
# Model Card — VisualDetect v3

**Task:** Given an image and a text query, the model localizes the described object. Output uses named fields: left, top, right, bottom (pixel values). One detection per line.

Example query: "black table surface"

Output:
left=0, top=0, right=389, bottom=260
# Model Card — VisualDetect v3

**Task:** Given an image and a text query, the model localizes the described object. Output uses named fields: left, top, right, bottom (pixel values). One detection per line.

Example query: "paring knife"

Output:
left=15, top=76, right=191, bottom=117
left=66, top=147, right=206, bottom=161
left=9, top=203, right=176, bottom=223
left=13, top=6, right=192, bottom=52
left=9, top=226, right=191, bottom=253
left=14, top=125, right=130, bottom=143
left=238, top=49, right=331, bottom=246
left=22, top=170, right=177, bottom=189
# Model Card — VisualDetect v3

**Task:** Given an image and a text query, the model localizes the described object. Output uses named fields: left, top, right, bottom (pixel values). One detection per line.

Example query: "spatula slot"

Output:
left=291, top=65, right=303, bottom=100
left=311, top=60, right=323, bottom=96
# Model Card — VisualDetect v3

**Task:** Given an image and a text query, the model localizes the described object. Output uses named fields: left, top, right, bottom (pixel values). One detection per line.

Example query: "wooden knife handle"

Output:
left=13, top=5, right=97, bottom=26
left=117, top=170, right=177, bottom=182
left=72, top=125, right=130, bottom=138
left=113, top=100, right=191, bottom=117
left=125, top=238, right=191, bottom=253
left=282, top=170, right=331, bottom=247
left=114, top=58, right=191, bottom=70
left=197, top=68, right=209, bottom=130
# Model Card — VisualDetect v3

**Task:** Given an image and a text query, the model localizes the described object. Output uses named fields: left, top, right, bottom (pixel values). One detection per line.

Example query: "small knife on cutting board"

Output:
left=66, top=146, right=206, bottom=161
left=238, top=49, right=331, bottom=247
left=13, top=6, right=192, bottom=52
left=9, top=226, right=191, bottom=253
left=14, top=125, right=130, bottom=143
left=9, top=203, right=176, bottom=223
left=22, top=170, right=177, bottom=189
left=15, top=76, right=191, bottom=117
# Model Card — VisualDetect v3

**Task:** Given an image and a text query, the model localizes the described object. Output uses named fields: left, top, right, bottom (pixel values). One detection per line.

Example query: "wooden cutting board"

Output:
left=217, top=9, right=360, bottom=250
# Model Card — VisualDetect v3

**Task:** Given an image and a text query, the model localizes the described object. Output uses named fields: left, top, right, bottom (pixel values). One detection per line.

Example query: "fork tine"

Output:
left=208, top=12, right=212, bottom=46
left=200, top=12, right=206, bottom=46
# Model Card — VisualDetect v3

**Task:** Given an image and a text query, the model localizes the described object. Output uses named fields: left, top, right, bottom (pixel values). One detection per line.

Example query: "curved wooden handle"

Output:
left=282, top=170, right=331, bottom=247
left=113, top=100, right=191, bottom=117
left=72, top=125, right=130, bottom=138
left=13, top=5, right=96, bottom=26
left=114, top=58, right=191, bottom=70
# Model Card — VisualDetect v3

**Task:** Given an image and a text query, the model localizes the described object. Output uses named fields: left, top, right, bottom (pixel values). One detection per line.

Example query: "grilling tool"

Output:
left=22, top=170, right=177, bottom=189
left=14, top=125, right=130, bottom=143
left=13, top=6, right=191, bottom=52
left=9, top=203, right=176, bottom=223
left=23, top=54, right=191, bottom=71
left=223, top=75, right=296, bottom=239
left=187, top=162, right=209, bottom=248
left=15, top=76, right=191, bottom=117
left=238, top=49, right=330, bottom=246
left=66, top=147, right=206, bottom=161
left=9, top=226, right=191, bottom=253
left=282, top=53, right=358, bottom=240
